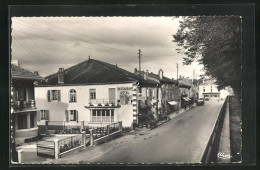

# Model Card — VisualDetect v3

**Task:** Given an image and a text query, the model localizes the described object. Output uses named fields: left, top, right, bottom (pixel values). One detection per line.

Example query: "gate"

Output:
left=37, top=140, right=55, bottom=158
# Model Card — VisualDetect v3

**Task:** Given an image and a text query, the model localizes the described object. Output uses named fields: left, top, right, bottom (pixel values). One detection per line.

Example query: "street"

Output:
left=89, top=99, right=224, bottom=163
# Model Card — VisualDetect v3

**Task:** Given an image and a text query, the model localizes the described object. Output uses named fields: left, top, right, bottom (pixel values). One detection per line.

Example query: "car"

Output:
left=204, top=97, right=210, bottom=101
left=196, top=98, right=205, bottom=106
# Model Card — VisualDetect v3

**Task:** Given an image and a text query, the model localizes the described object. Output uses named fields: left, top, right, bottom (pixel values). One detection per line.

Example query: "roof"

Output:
left=11, top=64, right=43, bottom=80
left=178, top=79, right=192, bottom=88
left=135, top=71, right=176, bottom=84
left=200, top=79, right=217, bottom=86
left=38, top=59, right=158, bottom=86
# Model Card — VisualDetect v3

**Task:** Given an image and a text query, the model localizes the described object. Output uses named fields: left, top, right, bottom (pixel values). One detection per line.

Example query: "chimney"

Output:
left=58, top=68, right=64, bottom=84
left=134, top=68, right=138, bottom=73
left=34, top=71, right=39, bottom=76
left=12, top=60, right=19, bottom=66
left=144, top=70, right=149, bottom=80
left=158, top=69, right=163, bottom=79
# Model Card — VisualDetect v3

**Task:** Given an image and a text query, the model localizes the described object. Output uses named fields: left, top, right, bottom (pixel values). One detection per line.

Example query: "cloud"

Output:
left=11, top=17, right=203, bottom=78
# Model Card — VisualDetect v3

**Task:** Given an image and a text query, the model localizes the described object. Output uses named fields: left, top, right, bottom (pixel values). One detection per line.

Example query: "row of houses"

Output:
left=11, top=58, right=229, bottom=144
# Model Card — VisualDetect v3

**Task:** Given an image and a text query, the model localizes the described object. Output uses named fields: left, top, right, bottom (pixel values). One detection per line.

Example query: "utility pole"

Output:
left=176, top=63, right=179, bottom=84
left=138, top=49, right=142, bottom=73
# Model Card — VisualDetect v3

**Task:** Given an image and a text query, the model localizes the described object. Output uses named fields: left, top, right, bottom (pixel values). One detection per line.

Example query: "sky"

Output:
left=11, top=17, right=204, bottom=79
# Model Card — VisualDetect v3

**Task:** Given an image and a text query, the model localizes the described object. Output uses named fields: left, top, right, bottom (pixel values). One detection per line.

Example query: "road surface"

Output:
left=90, top=99, right=224, bottom=163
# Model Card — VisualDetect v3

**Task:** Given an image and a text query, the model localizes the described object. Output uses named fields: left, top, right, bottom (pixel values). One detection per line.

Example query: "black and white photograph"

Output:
left=9, top=6, right=252, bottom=165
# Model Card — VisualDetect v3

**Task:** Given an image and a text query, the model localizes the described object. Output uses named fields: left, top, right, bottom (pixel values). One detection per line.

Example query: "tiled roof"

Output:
left=135, top=71, right=176, bottom=84
left=11, top=64, right=43, bottom=80
left=200, top=79, right=217, bottom=86
left=38, top=59, right=158, bottom=86
left=178, top=79, right=192, bottom=88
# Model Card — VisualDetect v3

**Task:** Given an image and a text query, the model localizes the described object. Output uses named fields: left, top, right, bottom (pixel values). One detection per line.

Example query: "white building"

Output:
left=35, top=59, right=160, bottom=127
left=199, top=79, right=232, bottom=99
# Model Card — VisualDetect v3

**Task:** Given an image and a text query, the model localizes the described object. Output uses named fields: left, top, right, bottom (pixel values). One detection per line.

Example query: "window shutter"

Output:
left=76, top=110, right=78, bottom=123
left=68, top=91, right=70, bottom=103
left=46, top=110, right=49, bottom=120
left=37, top=110, right=41, bottom=121
left=47, top=90, right=51, bottom=102
left=65, top=110, right=69, bottom=122
left=75, top=93, right=77, bottom=102
left=57, top=90, right=61, bottom=101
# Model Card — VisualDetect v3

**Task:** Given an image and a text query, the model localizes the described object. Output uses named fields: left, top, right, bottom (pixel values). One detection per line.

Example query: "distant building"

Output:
left=35, top=59, right=159, bottom=127
left=11, top=63, right=42, bottom=144
left=199, top=80, right=232, bottom=99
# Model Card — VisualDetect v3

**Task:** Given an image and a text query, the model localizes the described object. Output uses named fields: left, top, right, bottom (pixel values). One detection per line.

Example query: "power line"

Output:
left=13, top=20, right=136, bottom=57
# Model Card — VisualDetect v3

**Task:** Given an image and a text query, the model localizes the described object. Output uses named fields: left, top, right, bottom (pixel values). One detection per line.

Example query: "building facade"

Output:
left=199, top=80, right=232, bottom=99
left=11, top=63, right=42, bottom=144
left=35, top=59, right=159, bottom=127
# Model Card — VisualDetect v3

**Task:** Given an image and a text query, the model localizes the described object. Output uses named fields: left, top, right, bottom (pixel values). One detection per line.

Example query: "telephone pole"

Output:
left=138, top=49, right=142, bottom=73
left=176, top=63, right=179, bottom=83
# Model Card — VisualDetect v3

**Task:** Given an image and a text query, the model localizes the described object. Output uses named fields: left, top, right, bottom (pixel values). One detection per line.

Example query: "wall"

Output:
left=35, top=83, right=136, bottom=127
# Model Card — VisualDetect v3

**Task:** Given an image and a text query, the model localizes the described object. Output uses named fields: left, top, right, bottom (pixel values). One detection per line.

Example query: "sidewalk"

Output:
left=154, top=106, right=194, bottom=128
left=20, top=106, right=192, bottom=164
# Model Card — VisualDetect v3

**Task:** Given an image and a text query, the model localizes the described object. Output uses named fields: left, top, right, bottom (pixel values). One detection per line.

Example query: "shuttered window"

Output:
left=47, top=90, right=61, bottom=102
left=39, top=110, right=49, bottom=120
left=65, top=110, right=78, bottom=122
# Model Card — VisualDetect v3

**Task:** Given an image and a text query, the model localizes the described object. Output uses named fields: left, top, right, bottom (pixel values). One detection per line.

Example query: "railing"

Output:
left=201, top=96, right=228, bottom=163
left=13, top=100, right=36, bottom=111
left=38, top=120, right=119, bottom=135
left=37, top=122, right=122, bottom=159
left=58, top=134, right=83, bottom=154
left=89, top=98, right=116, bottom=105
left=92, top=126, right=108, bottom=140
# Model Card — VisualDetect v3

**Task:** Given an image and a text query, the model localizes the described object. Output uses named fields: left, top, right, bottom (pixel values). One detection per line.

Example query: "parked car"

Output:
left=204, top=97, right=210, bottom=101
left=196, top=98, right=205, bottom=106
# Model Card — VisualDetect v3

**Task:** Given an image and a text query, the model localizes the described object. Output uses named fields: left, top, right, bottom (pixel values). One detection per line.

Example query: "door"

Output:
left=108, top=88, right=116, bottom=104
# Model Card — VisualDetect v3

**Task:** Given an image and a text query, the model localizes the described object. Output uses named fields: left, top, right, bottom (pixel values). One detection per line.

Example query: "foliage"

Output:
left=173, top=16, right=242, bottom=97
left=138, top=112, right=154, bottom=124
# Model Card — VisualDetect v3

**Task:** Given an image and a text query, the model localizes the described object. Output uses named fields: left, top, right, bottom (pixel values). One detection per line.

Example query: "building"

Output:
left=134, top=69, right=179, bottom=115
left=199, top=79, right=232, bottom=99
left=11, top=63, right=42, bottom=144
left=35, top=59, right=159, bottom=127
left=178, top=76, right=193, bottom=109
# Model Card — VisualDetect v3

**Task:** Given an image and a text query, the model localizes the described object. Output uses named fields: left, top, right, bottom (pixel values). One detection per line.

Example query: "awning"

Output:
left=182, top=97, right=189, bottom=101
left=168, top=101, right=177, bottom=105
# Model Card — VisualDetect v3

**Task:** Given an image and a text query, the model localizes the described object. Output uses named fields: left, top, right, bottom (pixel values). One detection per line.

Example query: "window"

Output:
left=203, top=89, right=205, bottom=92
left=69, top=89, right=77, bottom=103
left=89, top=89, right=96, bottom=99
left=211, top=89, right=212, bottom=92
left=70, top=110, right=77, bottom=121
left=47, top=90, right=61, bottom=102
left=17, top=114, right=27, bottom=129
left=30, top=113, right=35, bottom=128
left=65, top=110, right=78, bottom=122
left=40, top=110, right=49, bottom=120
left=16, top=88, right=26, bottom=101
left=91, top=109, right=114, bottom=123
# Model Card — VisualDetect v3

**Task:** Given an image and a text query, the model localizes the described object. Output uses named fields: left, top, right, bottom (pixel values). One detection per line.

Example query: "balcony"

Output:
left=87, top=98, right=121, bottom=108
left=12, top=100, right=36, bottom=112
left=89, top=98, right=116, bottom=105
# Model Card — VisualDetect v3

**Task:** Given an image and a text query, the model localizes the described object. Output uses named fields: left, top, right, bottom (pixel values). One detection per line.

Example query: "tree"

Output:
left=173, top=16, right=242, bottom=98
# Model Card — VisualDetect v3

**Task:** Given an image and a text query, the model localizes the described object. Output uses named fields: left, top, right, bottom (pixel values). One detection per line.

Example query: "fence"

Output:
left=36, top=121, right=122, bottom=159
left=200, top=96, right=228, bottom=163
left=38, top=121, right=114, bottom=135
left=36, top=140, right=55, bottom=158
